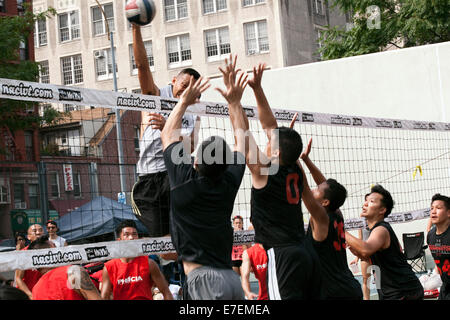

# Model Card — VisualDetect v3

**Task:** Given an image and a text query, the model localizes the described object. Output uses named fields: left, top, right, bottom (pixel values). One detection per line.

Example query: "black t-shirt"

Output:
left=427, top=225, right=450, bottom=299
left=369, top=221, right=423, bottom=299
left=251, top=164, right=305, bottom=248
left=163, top=141, right=246, bottom=269
left=307, top=210, right=363, bottom=299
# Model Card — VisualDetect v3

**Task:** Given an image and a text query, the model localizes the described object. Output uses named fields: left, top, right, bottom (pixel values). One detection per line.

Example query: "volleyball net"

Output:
left=0, top=77, right=449, bottom=271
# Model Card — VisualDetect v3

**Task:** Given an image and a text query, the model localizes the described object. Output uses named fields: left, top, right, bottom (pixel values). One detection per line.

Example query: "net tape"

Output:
left=1, top=77, right=449, bottom=131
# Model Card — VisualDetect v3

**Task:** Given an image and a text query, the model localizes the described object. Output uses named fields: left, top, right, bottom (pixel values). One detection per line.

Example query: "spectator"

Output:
left=46, top=220, right=67, bottom=247
left=30, top=235, right=102, bottom=300
left=231, top=215, right=246, bottom=276
left=14, top=232, right=27, bottom=251
left=101, top=220, right=173, bottom=300
left=14, top=224, right=44, bottom=299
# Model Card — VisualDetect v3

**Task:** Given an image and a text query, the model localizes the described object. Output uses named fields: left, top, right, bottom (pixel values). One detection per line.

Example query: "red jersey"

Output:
left=232, top=245, right=244, bottom=261
left=105, top=256, right=154, bottom=300
left=32, top=266, right=84, bottom=300
left=246, top=244, right=268, bottom=300
left=17, top=246, right=41, bottom=291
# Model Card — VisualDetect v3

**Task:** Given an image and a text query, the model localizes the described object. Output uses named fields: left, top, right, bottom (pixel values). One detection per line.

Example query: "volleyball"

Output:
left=125, top=0, right=156, bottom=26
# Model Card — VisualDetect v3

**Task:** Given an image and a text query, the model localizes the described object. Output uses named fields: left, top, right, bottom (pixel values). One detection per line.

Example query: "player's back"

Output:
left=251, top=164, right=305, bottom=249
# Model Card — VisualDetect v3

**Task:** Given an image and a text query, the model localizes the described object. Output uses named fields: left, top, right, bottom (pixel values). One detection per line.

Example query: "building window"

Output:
left=24, top=131, right=33, bottom=161
left=134, top=126, right=140, bottom=150
left=243, top=0, right=265, bottom=6
left=28, top=184, right=39, bottom=209
left=129, top=41, right=154, bottom=75
left=244, top=20, right=269, bottom=55
left=94, top=48, right=118, bottom=80
left=38, top=60, right=50, bottom=84
left=0, top=184, right=8, bottom=204
left=13, top=183, right=25, bottom=209
left=166, top=34, right=191, bottom=68
left=73, top=172, right=81, bottom=197
left=49, top=172, right=60, bottom=198
left=92, top=3, right=115, bottom=36
left=63, top=104, right=80, bottom=112
left=164, top=0, right=188, bottom=21
left=315, top=28, right=325, bottom=59
left=204, top=27, right=231, bottom=61
left=19, top=41, right=28, bottom=61
left=202, top=0, right=227, bottom=14
left=312, top=0, right=324, bottom=15
left=61, top=54, right=83, bottom=85
left=34, top=18, right=47, bottom=48
left=58, top=11, right=80, bottom=42
left=0, top=0, right=5, bottom=13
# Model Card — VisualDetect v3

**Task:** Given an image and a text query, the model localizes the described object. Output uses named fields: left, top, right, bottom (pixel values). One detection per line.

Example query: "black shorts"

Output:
left=131, top=171, right=170, bottom=237
left=232, top=260, right=242, bottom=268
left=266, top=242, right=322, bottom=300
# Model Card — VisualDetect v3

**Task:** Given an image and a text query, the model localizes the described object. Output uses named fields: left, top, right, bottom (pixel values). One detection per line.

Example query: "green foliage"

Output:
left=0, top=4, right=61, bottom=133
left=319, top=0, right=450, bottom=60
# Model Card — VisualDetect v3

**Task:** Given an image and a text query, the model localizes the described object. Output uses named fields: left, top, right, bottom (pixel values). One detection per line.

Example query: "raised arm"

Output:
left=132, top=24, right=158, bottom=96
left=161, top=76, right=210, bottom=150
left=298, top=162, right=329, bottom=242
left=248, top=63, right=277, bottom=139
left=132, top=25, right=161, bottom=139
left=216, top=55, right=269, bottom=188
left=300, top=138, right=327, bottom=186
left=216, top=63, right=249, bottom=156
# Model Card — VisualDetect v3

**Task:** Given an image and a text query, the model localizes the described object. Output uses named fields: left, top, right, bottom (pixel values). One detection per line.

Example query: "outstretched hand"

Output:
left=300, top=137, right=312, bottom=160
left=179, top=76, right=210, bottom=107
left=247, top=63, right=266, bottom=90
left=218, top=54, right=242, bottom=89
left=216, top=54, right=248, bottom=104
left=215, top=71, right=248, bottom=105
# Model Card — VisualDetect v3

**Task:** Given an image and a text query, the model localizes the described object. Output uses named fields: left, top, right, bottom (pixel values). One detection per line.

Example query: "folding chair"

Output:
left=402, top=232, right=428, bottom=273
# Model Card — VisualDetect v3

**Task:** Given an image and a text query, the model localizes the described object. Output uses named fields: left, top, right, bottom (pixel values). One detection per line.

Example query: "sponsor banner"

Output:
left=0, top=236, right=175, bottom=272
left=63, top=164, right=73, bottom=192
left=1, top=78, right=449, bottom=132
left=0, top=207, right=430, bottom=272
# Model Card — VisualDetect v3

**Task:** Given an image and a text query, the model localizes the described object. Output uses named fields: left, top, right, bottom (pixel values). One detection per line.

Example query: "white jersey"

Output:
left=50, top=235, right=66, bottom=247
left=136, top=85, right=196, bottom=175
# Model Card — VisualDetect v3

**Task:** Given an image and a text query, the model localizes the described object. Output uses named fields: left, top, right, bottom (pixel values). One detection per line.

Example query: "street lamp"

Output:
left=94, top=0, right=126, bottom=198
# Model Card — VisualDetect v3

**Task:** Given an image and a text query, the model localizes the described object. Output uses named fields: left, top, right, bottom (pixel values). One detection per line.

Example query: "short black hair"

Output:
left=323, top=179, right=347, bottom=212
left=232, top=215, right=243, bottom=222
left=431, top=193, right=449, bottom=210
left=273, top=126, right=303, bottom=166
left=115, top=219, right=138, bottom=236
left=15, top=232, right=26, bottom=243
left=196, top=136, right=232, bottom=181
left=178, top=68, right=201, bottom=80
left=371, top=184, right=394, bottom=218
left=28, top=235, right=52, bottom=250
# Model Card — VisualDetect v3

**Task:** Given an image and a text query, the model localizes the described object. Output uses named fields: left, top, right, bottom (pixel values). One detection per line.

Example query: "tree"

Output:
left=319, top=0, right=450, bottom=60
left=0, top=4, right=61, bottom=135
